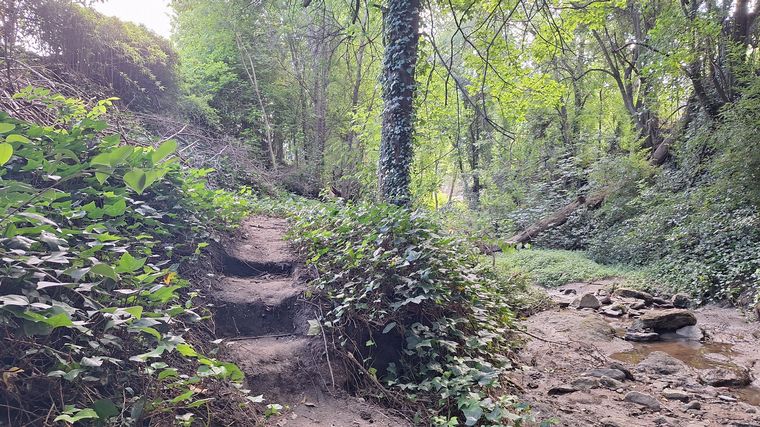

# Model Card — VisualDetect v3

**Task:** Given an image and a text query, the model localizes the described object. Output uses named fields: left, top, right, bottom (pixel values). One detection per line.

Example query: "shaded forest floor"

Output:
left=512, top=281, right=760, bottom=427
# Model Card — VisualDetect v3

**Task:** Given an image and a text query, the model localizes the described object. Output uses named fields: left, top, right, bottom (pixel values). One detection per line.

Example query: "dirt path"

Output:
left=512, top=281, right=760, bottom=427
left=213, top=216, right=405, bottom=426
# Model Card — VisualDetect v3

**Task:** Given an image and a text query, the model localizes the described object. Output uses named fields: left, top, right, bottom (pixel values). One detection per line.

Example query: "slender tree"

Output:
left=377, top=0, right=421, bottom=206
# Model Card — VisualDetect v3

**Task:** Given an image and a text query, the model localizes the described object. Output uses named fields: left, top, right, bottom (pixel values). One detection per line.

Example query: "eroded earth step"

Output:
left=222, top=216, right=297, bottom=276
left=213, top=275, right=307, bottom=337
left=226, top=336, right=321, bottom=396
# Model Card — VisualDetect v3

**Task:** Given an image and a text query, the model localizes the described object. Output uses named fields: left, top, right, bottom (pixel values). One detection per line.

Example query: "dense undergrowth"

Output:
left=290, top=203, right=548, bottom=426
left=0, top=92, right=258, bottom=425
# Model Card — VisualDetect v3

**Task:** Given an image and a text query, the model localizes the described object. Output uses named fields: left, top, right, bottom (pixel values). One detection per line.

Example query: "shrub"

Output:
left=290, top=203, right=538, bottom=426
left=0, top=91, right=256, bottom=424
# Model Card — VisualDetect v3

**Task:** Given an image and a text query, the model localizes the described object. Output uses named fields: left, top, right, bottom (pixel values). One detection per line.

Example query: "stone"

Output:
left=672, top=293, right=691, bottom=308
left=630, top=301, right=647, bottom=310
left=637, top=351, right=687, bottom=375
left=598, top=376, right=624, bottom=389
left=624, top=391, right=661, bottom=410
left=718, top=394, right=737, bottom=402
left=557, top=299, right=572, bottom=308
left=684, top=401, right=701, bottom=410
left=602, top=308, right=624, bottom=317
left=609, top=362, right=636, bottom=380
left=586, top=368, right=628, bottom=382
left=662, top=389, right=691, bottom=402
left=547, top=385, right=577, bottom=396
left=652, top=296, right=672, bottom=306
left=571, top=377, right=601, bottom=390
left=625, top=330, right=660, bottom=342
left=754, top=302, right=760, bottom=320
left=573, top=293, right=601, bottom=309
left=616, top=288, right=654, bottom=302
left=698, top=367, right=752, bottom=387
left=600, top=418, right=623, bottom=427
left=599, top=295, right=612, bottom=305
left=560, top=288, right=577, bottom=295
left=631, top=309, right=697, bottom=332
left=597, top=289, right=609, bottom=296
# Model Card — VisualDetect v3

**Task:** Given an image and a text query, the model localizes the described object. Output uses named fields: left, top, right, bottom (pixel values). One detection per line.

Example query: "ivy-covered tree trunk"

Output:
left=378, top=0, right=420, bottom=206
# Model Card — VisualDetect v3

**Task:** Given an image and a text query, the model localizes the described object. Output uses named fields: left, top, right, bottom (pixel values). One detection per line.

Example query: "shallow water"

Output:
left=610, top=334, right=760, bottom=406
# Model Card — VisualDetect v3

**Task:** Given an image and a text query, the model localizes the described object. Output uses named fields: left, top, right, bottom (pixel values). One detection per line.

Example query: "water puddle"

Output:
left=611, top=334, right=760, bottom=406
left=610, top=334, right=735, bottom=368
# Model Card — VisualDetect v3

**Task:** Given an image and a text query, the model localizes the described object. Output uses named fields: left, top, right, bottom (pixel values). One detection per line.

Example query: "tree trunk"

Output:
left=378, top=0, right=421, bottom=206
left=506, top=192, right=606, bottom=245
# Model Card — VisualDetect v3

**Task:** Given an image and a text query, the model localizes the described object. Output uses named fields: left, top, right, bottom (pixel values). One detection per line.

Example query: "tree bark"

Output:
left=378, top=0, right=421, bottom=206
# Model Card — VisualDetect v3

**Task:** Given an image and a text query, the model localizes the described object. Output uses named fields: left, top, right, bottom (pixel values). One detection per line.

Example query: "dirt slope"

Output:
left=213, top=216, right=406, bottom=426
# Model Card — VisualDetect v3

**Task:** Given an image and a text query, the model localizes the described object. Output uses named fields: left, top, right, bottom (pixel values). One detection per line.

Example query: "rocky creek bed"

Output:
left=512, top=281, right=760, bottom=427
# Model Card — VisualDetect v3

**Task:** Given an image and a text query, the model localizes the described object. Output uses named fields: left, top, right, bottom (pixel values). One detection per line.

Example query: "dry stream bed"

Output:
left=512, top=281, right=760, bottom=426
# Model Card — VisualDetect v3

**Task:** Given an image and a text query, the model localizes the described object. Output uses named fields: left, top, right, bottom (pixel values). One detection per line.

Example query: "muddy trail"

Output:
left=512, top=281, right=760, bottom=427
left=212, top=216, right=405, bottom=426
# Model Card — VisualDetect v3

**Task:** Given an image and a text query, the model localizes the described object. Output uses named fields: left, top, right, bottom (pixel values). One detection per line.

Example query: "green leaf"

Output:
left=171, top=390, right=194, bottom=404
left=103, top=198, right=127, bottom=217
left=5, top=134, right=30, bottom=144
left=382, top=322, right=397, bottom=334
left=95, top=171, right=111, bottom=184
left=115, top=252, right=146, bottom=273
left=151, top=140, right=177, bottom=164
left=123, top=168, right=149, bottom=194
left=123, top=306, right=143, bottom=319
left=176, top=343, right=198, bottom=357
left=93, top=399, right=119, bottom=419
left=42, top=312, right=74, bottom=329
left=90, top=263, right=118, bottom=280
left=0, top=123, right=15, bottom=133
left=54, top=408, right=99, bottom=423
left=0, top=143, right=12, bottom=166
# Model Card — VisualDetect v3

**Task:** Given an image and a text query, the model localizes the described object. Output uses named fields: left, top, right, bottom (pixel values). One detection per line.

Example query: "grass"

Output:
left=490, top=249, right=644, bottom=289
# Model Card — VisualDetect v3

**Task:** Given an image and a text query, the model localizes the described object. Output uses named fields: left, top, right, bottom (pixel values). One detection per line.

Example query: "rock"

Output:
left=616, top=288, right=654, bottom=302
left=561, top=288, right=577, bottom=295
left=637, top=351, right=687, bottom=375
left=631, top=309, right=697, bottom=332
left=586, top=368, right=628, bottom=382
left=597, top=289, right=609, bottom=296
left=652, top=296, right=672, bottom=306
left=573, top=293, right=601, bottom=309
left=675, top=325, right=703, bottom=340
left=547, top=385, right=577, bottom=396
left=718, top=394, right=737, bottom=402
left=557, top=299, right=572, bottom=308
left=684, top=401, right=701, bottom=410
left=624, top=391, right=661, bottom=410
left=599, top=295, right=612, bottom=305
left=571, top=377, right=601, bottom=390
left=630, top=301, right=647, bottom=310
left=597, top=376, right=624, bottom=389
left=672, top=293, right=691, bottom=308
left=698, top=367, right=752, bottom=387
left=662, top=389, right=691, bottom=402
left=625, top=330, right=660, bottom=342
left=609, top=362, right=635, bottom=380
left=602, top=307, right=624, bottom=317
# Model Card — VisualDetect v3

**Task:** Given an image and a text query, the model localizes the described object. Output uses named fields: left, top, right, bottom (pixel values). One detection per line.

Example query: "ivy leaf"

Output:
left=0, top=143, right=12, bottom=165
left=90, top=264, right=118, bottom=280
left=115, top=252, right=146, bottom=273
left=54, top=408, right=99, bottom=423
left=93, top=399, right=119, bottom=419
left=0, top=123, right=15, bottom=133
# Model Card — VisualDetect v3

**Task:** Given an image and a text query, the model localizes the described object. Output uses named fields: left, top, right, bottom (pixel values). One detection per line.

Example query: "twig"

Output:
left=315, top=308, right=336, bottom=389
left=224, top=333, right=294, bottom=341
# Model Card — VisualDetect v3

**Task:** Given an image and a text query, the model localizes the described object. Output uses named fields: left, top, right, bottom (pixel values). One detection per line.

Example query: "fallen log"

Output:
left=505, top=191, right=606, bottom=245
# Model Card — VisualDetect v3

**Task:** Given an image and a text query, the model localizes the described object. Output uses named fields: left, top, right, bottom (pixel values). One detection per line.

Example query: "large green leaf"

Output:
left=5, top=134, right=31, bottom=144
left=90, top=263, right=118, bottom=280
left=123, top=168, right=149, bottom=194
left=0, top=143, right=12, bottom=165
left=0, top=123, right=15, bottom=133
left=115, top=252, right=146, bottom=273
left=151, top=139, right=177, bottom=164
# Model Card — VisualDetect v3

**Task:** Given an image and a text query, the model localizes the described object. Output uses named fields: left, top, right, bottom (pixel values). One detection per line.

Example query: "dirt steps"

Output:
left=214, top=215, right=409, bottom=426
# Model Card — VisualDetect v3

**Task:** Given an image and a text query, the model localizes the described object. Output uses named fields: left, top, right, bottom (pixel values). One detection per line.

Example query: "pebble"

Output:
left=586, top=368, right=628, bottom=382
left=718, top=394, right=737, bottom=402
left=662, top=388, right=691, bottom=402
left=684, top=401, right=701, bottom=410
